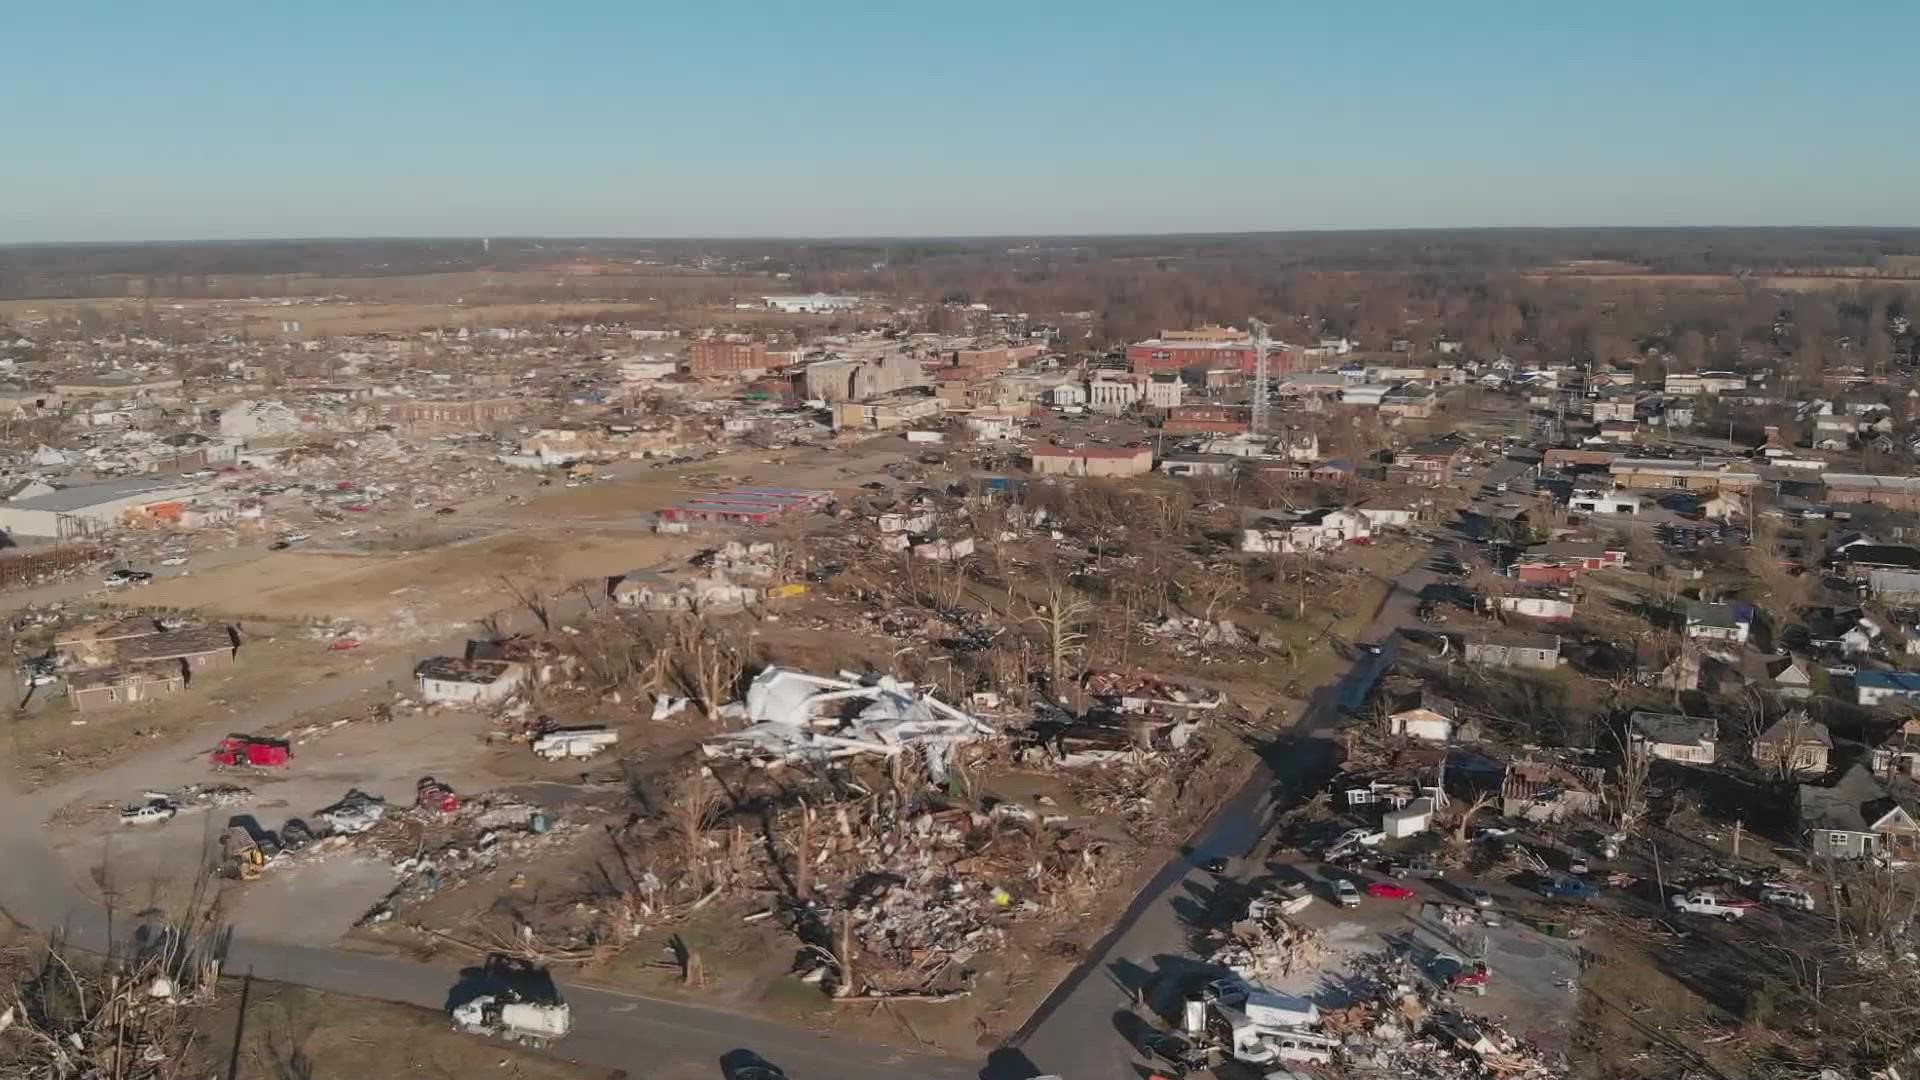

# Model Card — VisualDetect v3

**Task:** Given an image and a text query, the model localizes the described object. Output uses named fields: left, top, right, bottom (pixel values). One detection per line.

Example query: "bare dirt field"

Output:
left=1525, top=271, right=1920, bottom=292
left=0, top=267, right=787, bottom=337
left=125, top=530, right=691, bottom=626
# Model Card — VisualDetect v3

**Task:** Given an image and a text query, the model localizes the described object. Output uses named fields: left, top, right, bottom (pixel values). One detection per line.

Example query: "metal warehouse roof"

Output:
left=8, top=476, right=203, bottom=513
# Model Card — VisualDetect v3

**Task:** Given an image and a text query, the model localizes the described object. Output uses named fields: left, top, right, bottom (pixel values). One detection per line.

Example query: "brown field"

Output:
left=1526, top=271, right=1920, bottom=292
left=0, top=268, right=786, bottom=336
left=124, top=529, right=691, bottom=625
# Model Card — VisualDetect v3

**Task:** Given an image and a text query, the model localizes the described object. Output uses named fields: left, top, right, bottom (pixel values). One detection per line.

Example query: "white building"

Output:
left=414, top=657, right=527, bottom=706
left=1145, top=374, right=1183, bottom=409
left=0, top=476, right=206, bottom=539
left=1569, top=489, right=1642, bottom=515
left=1088, top=376, right=1141, bottom=414
left=762, top=294, right=859, bottom=314
left=1358, top=506, right=1419, bottom=529
left=618, top=358, right=678, bottom=383
left=1046, top=383, right=1087, bottom=409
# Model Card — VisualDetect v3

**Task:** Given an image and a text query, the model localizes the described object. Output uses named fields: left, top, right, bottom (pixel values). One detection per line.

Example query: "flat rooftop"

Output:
left=7, top=476, right=204, bottom=513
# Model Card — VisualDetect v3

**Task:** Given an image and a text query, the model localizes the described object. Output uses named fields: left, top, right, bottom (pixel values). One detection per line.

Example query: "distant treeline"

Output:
left=3, top=229, right=1919, bottom=300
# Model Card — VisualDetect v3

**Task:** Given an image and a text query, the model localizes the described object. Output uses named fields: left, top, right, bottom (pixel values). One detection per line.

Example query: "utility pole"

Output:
left=1250, top=317, right=1271, bottom=437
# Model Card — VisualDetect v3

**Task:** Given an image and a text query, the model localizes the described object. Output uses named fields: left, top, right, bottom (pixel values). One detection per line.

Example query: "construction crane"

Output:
left=1249, top=317, right=1271, bottom=436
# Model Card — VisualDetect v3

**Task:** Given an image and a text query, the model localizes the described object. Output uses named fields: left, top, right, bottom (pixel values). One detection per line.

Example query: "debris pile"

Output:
left=703, top=667, right=994, bottom=779
left=1206, top=910, right=1326, bottom=986
left=1319, top=951, right=1568, bottom=1079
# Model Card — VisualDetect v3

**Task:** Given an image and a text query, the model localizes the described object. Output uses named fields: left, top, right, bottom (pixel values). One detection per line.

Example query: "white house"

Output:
left=1145, top=374, right=1183, bottom=409
left=1241, top=507, right=1371, bottom=555
left=1628, top=711, right=1717, bottom=765
left=1386, top=691, right=1456, bottom=742
left=1684, top=601, right=1752, bottom=645
left=1358, top=506, right=1420, bottom=529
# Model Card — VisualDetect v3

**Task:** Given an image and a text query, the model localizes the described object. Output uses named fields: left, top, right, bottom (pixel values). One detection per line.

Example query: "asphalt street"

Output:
left=1004, top=549, right=1434, bottom=1079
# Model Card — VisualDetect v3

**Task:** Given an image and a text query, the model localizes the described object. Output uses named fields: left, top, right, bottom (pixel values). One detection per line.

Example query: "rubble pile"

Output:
left=356, top=798, right=586, bottom=926
left=1321, top=951, right=1568, bottom=1079
left=1206, top=910, right=1325, bottom=986
left=703, top=667, right=995, bottom=780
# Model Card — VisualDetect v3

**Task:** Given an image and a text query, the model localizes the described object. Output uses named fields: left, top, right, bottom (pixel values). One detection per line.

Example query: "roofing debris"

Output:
left=703, top=667, right=994, bottom=779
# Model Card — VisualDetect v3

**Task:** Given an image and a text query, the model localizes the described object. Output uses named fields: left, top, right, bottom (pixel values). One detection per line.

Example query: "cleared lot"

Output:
left=123, top=529, right=689, bottom=627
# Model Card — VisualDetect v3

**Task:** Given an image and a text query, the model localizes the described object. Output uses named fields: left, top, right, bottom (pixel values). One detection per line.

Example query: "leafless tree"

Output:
left=1025, top=568, right=1091, bottom=704
left=496, top=573, right=551, bottom=631
left=1608, top=732, right=1652, bottom=833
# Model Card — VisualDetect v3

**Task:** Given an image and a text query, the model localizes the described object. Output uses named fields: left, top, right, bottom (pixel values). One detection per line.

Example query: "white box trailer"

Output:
left=534, top=728, right=619, bottom=760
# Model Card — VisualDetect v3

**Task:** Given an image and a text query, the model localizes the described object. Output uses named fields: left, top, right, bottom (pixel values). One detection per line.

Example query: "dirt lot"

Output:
left=5, top=628, right=409, bottom=789
left=125, top=530, right=691, bottom=627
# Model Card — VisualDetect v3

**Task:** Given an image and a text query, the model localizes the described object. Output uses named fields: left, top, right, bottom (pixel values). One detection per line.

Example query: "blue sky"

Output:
left=3, top=2, right=1915, bottom=241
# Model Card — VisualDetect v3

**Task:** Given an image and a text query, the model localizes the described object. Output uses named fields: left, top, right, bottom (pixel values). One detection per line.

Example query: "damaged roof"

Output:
left=415, top=656, right=520, bottom=684
left=117, top=625, right=237, bottom=663
left=1799, top=765, right=1914, bottom=835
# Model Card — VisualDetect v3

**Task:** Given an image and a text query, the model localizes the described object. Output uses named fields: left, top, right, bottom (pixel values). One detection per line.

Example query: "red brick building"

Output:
left=687, top=340, right=769, bottom=376
left=1127, top=337, right=1302, bottom=377
left=1162, top=404, right=1250, bottom=436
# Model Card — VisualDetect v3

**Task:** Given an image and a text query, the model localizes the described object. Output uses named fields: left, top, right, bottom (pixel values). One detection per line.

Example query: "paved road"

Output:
left=1004, top=545, right=1440, bottom=1080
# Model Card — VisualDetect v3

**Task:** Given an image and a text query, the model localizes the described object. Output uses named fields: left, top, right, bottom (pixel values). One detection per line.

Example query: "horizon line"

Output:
left=7, top=223, right=1920, bottom=250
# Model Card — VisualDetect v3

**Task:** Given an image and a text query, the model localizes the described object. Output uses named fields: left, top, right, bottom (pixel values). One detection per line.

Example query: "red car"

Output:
left=1366, top=881, right=1416, bottom=900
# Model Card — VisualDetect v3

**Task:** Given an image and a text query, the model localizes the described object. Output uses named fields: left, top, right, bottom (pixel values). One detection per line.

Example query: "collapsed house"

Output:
left=702, top=667, right=993, bottom=778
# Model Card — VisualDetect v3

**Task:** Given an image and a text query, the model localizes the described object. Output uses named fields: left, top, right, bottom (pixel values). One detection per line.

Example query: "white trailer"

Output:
left=534, top=728, right=619, bottom=761
left=451, top=996, right=571, bottom=1047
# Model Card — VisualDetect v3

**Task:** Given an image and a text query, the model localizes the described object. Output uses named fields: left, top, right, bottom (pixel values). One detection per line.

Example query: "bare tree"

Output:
left=1609, top=733, right=1652, bottom=833
left=671, top=619, right=744, bottom=717
left=496, top=573, right=552, bottom=631
left=674, top=763, right=725, bottom=894
left=1025, top=569, right=1091, bottom=703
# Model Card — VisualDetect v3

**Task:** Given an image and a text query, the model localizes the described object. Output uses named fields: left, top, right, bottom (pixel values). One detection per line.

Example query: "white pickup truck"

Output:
left=1669, top=891, right=1758, bottom=921
left=534, top=727, right=619, bottom=761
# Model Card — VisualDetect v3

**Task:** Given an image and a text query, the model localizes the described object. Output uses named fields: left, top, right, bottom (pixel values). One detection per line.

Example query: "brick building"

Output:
left=1126, top=336, right=1303, bottom=377
left=1162, top=404, right=1250, bottom=436
left=1028, top=445, right=1154, bottom=478
left=687, top=340, right=770, bottom=376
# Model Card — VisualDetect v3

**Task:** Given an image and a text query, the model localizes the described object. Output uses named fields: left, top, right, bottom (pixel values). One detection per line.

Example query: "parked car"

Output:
left=1458, top=884, right=1495, bottom=909
left=1365, top=881, right=1416, bottom=900
left=1758, top=883, right=1816, bottom=912
left=1384, top=857, right=1442, bottom=879
left=1670, top=891, right=1756, bottom=921
left=1332, top=880, right=1362, bottom=908
left=1537, top=874, right=1598, bottom=902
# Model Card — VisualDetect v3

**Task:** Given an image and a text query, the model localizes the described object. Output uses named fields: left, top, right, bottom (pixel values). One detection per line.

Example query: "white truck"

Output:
left=534, top=727, right=619, bottom=761
left=451, top=997, right=571, bottom=1048
left=1669, top=891, right=1757, bottom=921
left=1213, top=1009, right=1336, bottom=1066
